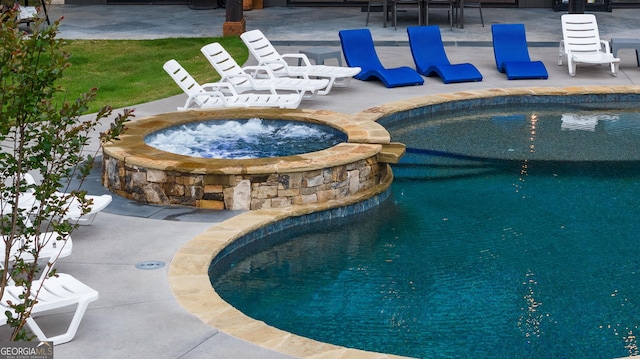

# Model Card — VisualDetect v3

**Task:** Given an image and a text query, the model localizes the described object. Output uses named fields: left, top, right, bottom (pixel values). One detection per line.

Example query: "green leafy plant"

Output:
left=0, top=11, right=133, bottom=341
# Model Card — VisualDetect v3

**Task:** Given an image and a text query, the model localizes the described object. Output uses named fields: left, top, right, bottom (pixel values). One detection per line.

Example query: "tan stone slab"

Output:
left=273, top=338, right=344, bottom=358
left=377, top=143, right=406, bottom=164
left=168, top=252, right=212, bottom=276
left=197, top=199, right=225, bottom=209
left=307, top=348, right=409, bottom=359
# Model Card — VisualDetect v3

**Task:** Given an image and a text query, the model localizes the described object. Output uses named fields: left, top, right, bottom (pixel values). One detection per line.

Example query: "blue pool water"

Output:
left=210, top=105, right=640, bottom=358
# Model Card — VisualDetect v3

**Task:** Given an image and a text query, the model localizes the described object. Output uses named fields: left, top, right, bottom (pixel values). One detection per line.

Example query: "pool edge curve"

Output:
left=167, top=85, right=640, bottom=359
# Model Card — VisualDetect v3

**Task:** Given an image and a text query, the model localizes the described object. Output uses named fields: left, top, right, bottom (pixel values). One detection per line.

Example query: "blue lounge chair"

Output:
left=491, top=24, right=548, bottom=80
left=407, top=26, right=482, bottom=84
left=338, top=28, right=424, bottom=88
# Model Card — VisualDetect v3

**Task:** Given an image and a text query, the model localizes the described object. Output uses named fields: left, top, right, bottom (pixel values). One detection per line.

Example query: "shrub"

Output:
left=0, top=12, right=133, bottom=340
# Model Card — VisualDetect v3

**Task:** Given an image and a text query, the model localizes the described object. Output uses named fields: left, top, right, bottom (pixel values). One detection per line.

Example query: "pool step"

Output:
left=391, top=148, right=499, bottom=180
left=377, top=142, right=406, bottom=164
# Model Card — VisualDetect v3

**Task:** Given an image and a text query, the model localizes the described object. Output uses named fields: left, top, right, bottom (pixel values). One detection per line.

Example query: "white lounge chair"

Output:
left=0, top=231, right=73, bottom=281
left=15, top=0, right=50, bottom=26
left=201, top=43, right=329, bottom=100
left=240, top=29, right=361, bottom=95
left=0, top=231, right=73, bottom=263
left=163, top=59, right=303, bottom=110
left=19, top=173, right=112, bottom=226
left=559, top=14, right=620, bottom=77
left=0, top=273, right=98, bottom=345
left=17, top=6, right=38, bottom=22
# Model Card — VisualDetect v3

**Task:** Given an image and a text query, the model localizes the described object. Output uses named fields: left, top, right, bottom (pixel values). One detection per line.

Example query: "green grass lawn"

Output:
left=58, top=36, right=248, bottom=113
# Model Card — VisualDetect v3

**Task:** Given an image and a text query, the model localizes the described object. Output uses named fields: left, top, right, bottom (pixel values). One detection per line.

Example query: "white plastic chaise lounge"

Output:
left=163, top=59, right=303, bottom=110
left=1, top=191, right=73, bottom=281
left=0, top=199, right=74, bottom=279
left=0, top=231, right=73, bottom=281
left=19, top=173, right=112, bottom=226
left=240, top=29, right=361, bottom=95
left=559, top=14, right=620, bottom=77
left=16, top=0, right=50, bottom=26
left=201, top=43, right=329, bottom=100
left=17, top=5, right=38, bottom=23
left=0, top=273, right=98, bottom=345
left=0, top=231, right=73, bottom=265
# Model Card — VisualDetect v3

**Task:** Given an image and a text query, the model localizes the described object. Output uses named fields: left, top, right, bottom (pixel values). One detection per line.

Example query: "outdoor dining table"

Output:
left=382, top=0, right=465, bottom=29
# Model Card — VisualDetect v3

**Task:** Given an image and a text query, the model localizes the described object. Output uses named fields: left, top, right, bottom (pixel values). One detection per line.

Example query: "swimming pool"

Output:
left=210, top=103, right=640, bottom=358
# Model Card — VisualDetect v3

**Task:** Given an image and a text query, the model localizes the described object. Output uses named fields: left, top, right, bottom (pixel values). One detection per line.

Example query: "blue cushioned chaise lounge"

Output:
left=491, top=23, right=548, bottom=80
left=339, top=28, right=424, bottom=88
left=407, top=26, right=483, bottom=84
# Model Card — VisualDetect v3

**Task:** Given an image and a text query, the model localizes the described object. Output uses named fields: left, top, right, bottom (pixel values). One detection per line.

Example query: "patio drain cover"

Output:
left=135, top=260, right=166, bottom=270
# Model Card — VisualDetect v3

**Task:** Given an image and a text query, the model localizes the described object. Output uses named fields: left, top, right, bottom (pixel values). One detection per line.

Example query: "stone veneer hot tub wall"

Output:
left=102, top=108, right=404, bottom=210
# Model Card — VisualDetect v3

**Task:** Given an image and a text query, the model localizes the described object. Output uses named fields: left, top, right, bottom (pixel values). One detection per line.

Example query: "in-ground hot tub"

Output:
left=101, top=108, right=404, bottom=210
left=144, top=117, right=349, bottom=159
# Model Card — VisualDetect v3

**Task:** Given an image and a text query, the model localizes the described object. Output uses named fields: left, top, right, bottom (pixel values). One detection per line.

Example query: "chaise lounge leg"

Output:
left=558, top=41, right=564, bottom=66
left=568, top=59, right=576, bottom=77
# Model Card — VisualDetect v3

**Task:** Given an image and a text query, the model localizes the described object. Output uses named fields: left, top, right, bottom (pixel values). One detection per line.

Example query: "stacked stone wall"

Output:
left=102, top=155, right=386, bottom=211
